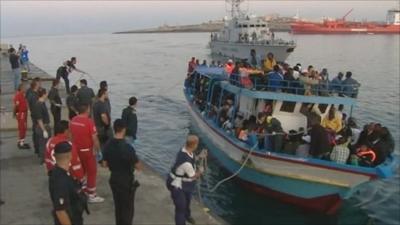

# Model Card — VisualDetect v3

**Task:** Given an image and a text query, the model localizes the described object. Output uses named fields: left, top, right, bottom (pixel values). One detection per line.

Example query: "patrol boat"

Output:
left=183, top=66, right=399, bottom=214
left=209, top=0, right=296, bottom=62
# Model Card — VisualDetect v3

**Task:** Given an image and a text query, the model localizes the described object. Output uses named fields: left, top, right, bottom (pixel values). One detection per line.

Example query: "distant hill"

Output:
left=113, top=17, right=293, bottom=34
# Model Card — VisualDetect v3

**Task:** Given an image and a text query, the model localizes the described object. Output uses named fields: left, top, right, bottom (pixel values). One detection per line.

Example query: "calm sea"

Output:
left=3, top=32, right=399, bottom=225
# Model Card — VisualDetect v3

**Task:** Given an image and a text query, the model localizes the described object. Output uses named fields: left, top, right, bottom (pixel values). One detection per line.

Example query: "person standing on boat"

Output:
left=66, top=85, right=79, bottom=120
left=248, top=49, right=261, bottom=69
left=187, top=57, right=196, bottom=75
left=342, top=71, right=361, bottom=98
left=329, top=72, right=344, bottom=94
left=262, top=52, right=276, bottom=74
left=166, top=135, right=206, bottom=225
left=8, top=47, right=21, bottom=91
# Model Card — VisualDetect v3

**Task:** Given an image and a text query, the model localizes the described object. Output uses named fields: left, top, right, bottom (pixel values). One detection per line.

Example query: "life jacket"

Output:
left=357, top=149, right=376, bottom=162
left=166, top=150, right=196, bottom=192
left=225, top=64, right=234, bottom=75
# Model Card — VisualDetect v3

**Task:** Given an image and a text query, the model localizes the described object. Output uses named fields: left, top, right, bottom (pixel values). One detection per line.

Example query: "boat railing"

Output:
left=228, top=73, right=360, bottom=98
left=211, top=39, right=296, bottom=46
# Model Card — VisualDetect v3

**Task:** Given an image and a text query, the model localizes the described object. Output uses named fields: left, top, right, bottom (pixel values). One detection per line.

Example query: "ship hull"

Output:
left=209, top=40, right=295, bottom=62
left=291, top=23, right=400, bottom=34
left=185, top=97, right=379, bottom=214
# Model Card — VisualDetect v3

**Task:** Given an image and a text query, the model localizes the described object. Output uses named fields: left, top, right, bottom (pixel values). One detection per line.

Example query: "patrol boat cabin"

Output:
left=209, top=0, right=296, bottom=62
left=183, top=66, right=399, bottom=213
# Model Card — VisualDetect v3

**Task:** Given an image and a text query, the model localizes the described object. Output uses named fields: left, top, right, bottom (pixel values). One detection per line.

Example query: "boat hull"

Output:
left=209, top=41, right=295, bottom=62
left=291, top=23, right=400, bottom=34
left=186, top=100, right=376, bottom=214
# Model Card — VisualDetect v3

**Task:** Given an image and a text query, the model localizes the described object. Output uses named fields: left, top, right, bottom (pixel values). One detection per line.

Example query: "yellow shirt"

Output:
left=321, top=115, right=343, bottom=133
left=263, top=58, right=276, bottom=73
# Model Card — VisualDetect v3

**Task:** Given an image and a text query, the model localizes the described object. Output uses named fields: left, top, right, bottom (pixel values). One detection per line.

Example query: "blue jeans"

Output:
left=12, top=68, right=21, bottom=90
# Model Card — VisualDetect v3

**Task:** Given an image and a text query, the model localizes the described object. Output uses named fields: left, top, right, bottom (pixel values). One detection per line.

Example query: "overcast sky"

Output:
left=1, top=0, right=399, bottom=38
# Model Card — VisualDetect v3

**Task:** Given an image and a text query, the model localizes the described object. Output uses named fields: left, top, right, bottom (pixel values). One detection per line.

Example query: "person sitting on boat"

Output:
left=309, top=116, right=331, bottom=159
left=299, top=70, right=319, bottom=96
left=262, top=52, right=277, bottom=74
left=330, top=135, right=350, bottom=164
left=267, top=65, right=284, bottom=92
left=238, top=120, right=258, bottom=147
left=355, top=145, right=376, bottom=167
left=296, top=135, right=311, bottom=158
left=264, top=116, right=284, bottom=152
left=342, top=71, right=361, bottom=98
left=321, top=106, right=343, bottom=134
left=283, top=130, right=301, bottom=155
left=355, top=122, right=379, bottom=150
left=329, top=72, right=344, bottom=94
left=367, top=126, right=393, bottom=166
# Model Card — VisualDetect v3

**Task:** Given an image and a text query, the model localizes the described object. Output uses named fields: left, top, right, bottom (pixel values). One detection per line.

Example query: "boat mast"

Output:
left=227, top=0, right=245, bottom=19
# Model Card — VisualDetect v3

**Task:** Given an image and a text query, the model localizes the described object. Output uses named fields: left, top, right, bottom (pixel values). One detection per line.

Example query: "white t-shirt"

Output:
left=171, top=148, right=196, bottom=189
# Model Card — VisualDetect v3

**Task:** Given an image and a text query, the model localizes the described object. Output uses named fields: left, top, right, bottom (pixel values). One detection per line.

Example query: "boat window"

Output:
left=250, top=25, right=255, bottom=27
left=261, top=24, right=266, bottom=27
left=238, top=24, right=242, bottom=28
left=256, top=24, right=261, bottom=27
left=318, top=104, right=329, bottom=114
left=280, top=101, right=296, bottom=113
left=243, top=24, right=248, bottom=28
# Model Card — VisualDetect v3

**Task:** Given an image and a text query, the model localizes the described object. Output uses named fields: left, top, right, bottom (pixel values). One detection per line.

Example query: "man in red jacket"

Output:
left=45, top=120, right=84, bottom=181
left=70, top=103, right=104, bottom=203
left=13, top=83, right=30, bottom=149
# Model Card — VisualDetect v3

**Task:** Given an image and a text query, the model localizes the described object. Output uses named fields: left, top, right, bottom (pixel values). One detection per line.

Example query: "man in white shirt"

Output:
left=166, top=135, right=206, bottom=225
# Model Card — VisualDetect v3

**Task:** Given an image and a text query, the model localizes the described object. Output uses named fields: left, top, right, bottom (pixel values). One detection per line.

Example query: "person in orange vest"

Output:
left=224, top=59, right=235, bottom=75
left=356, top=145, right=376, bottom=166
left=45, top=120, right=84, bottom=181
left=13, top=83, right=30, bottom=149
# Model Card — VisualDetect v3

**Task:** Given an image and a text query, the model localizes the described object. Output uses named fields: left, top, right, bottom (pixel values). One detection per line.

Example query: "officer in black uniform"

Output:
left=102, top=119, right=142, bottom=225
left=49, top=141, right=88, bottom=225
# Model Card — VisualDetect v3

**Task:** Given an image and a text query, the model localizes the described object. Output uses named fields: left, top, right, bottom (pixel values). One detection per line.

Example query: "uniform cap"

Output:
left=54, top=141, right=72, bottom=154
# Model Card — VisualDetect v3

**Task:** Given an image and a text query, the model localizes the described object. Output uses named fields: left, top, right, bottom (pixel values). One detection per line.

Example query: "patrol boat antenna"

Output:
left=228, top=0, right=245, bottom=19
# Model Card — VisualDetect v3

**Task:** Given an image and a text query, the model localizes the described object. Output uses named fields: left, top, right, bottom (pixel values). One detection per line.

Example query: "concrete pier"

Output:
left=0, top=54, right=223, bottom=225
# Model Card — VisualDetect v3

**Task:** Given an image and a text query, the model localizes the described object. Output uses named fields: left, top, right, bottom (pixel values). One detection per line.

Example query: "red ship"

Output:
left=291, top=9, right=400, bottom=34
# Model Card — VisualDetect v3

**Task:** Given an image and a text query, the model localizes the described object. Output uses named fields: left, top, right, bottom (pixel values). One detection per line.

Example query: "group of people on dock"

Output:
left=10, top=54, right=145, bottom=224
left=186, top=56, right=394, bottom=168
left=9, top=47, right=206, bottom=225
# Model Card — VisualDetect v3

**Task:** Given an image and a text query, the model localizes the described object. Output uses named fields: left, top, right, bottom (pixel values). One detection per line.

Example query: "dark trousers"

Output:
left=61, top=75, right=70, bottom=94
left=31, top=116, right=39, bottom=154
left=51, top=106, right=61, bottom=132
left=109, top=174, right=136, bottom=225
left=171, top=187, right=192, bottom=225
left=34, top=124, right=51, bottom=163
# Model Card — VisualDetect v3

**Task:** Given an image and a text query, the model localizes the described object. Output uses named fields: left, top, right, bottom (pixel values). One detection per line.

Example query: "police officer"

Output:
left=166, top=135, right=206, bottom=225
left=102, top=119, right=142, bottom=225
left=49, top=142, right=88, bottom=225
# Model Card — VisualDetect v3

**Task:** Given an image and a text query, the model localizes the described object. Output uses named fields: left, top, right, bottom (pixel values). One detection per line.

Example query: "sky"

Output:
left=1, top=0, right=399, bottom=38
